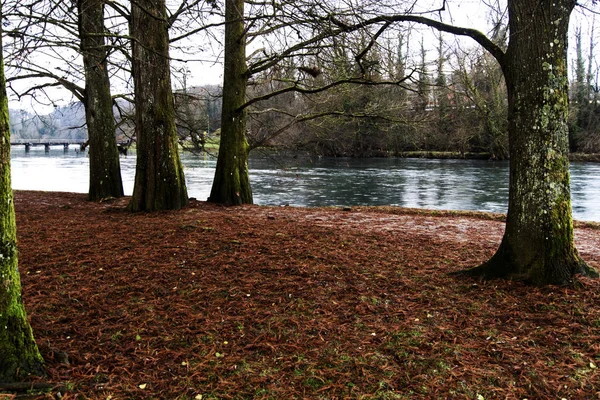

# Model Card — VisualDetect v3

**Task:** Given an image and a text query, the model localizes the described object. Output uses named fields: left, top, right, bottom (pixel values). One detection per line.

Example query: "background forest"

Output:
left=7, top=9, right=600, bottom=159
left=9, top=42, right=600, bottom=159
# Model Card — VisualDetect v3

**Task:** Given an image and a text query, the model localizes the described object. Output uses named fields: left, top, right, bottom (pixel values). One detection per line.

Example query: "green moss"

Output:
left=0, top=170, right=44, bottom=381
left=0, top=273, right=45, bottom=381
left=0, top=30, right=44, bottom=379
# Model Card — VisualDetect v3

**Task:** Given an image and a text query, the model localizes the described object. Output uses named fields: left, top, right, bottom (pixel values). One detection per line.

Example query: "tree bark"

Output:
left=77, top=0, right=124, bottom=201
left=466, top=0, right=598, bottom=284
left=0, top=23, right=44, bottom=381
left=128, top=0, right=188, bottom=212
left=207, top=0, right=253, bottom=205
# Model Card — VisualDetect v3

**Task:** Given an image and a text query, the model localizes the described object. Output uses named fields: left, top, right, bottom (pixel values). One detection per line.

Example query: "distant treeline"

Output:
left=11, top=66, right=600, bottom=159
left=244, top=35, right=600, bottom=159
left=9, top=104, right=88, bottom=141
left=9, top=85, right=224, bottom=146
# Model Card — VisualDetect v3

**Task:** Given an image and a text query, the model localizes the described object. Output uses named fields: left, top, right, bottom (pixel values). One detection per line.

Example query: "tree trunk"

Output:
left=0, top=25, right=44, bottom=381
left=128, top=0, right=188, bottom=212
left=77, top=0, right=124, bottom=201
left=467, top=0, right=598, bottom=284
left=207, top=0, right=253, bottom=205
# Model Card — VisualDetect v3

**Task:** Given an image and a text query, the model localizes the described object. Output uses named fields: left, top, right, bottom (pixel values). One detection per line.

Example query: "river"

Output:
left=9, top=146, right=600, bottom=222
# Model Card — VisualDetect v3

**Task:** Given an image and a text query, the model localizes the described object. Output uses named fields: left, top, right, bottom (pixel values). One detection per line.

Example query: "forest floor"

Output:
left=6, top=190, right=600, bottom=399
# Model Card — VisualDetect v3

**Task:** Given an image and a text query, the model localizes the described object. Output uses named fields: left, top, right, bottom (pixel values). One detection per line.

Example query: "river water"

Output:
left=9, top=146, right=600, bottom=222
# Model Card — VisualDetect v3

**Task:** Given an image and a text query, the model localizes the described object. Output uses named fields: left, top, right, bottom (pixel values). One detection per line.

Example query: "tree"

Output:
left=0, top=18, right=44, bottom=380
left=450, top=45, right=508, bottom=158
left=415, top=39, right=430, bottom=113
left=570, top=24, right=600, bottom=153
left=174, top=89, right=210, bottom=154
left=464, top=0, right=597, bottom=283
left=128, top=0, right=188, bottom=211
left=302, top=0, right=596, bottom=283
left=431, top=33, right=455, bottom=151
left=4, top=0, right=125, bottom=201
left=207, top=0, right=251, bottom=205
left=390, top=1, right=596, bottom=284
left=292, top=32, right=416, bottom=157
left=237, top=0, right=598, bottom=283
left=77, top=0, right=124, bottom=201
left=209, top=0, right=419, bottom=203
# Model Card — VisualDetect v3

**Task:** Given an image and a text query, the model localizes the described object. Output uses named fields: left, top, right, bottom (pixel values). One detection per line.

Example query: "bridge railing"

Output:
left=10, top=138, right=88, bottom=145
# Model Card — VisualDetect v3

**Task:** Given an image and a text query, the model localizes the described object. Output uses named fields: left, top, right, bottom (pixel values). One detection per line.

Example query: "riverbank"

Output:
left=265, top=148, right=600, bottom=161
left=9, top=191, right=600, bottom=399
left=387, top=150, right=600, bottom=162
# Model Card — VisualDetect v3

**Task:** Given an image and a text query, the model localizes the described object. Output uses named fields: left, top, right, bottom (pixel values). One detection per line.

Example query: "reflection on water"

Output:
left=249, top=157, right=511, bottom=212
left=570, top=162, right=600, bottom=222
left=9, top=146, right=600, bottom=222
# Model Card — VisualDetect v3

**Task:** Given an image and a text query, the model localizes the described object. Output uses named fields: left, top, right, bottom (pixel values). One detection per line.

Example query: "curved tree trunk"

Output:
left=208, top=0, right=253, bottom=205
left=0, top=26, right=44, bottom=381
left=467, top=0, right=598, bottom=284
left=128, top=0, right=188, bottom=212
left=77, top=0, right=124, bottom=201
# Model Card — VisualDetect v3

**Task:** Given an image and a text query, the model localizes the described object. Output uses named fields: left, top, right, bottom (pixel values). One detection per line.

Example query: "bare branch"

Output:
left=242, top=69, right=417, bottom=111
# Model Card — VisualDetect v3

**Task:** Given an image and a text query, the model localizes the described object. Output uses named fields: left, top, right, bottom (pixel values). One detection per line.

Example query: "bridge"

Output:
left=10, top=138, right=88, bottom=152
left=10, top=138, right=133, bottom=154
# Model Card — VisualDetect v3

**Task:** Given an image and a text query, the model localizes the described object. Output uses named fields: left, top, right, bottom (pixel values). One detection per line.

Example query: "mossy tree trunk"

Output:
left=128, top=0, right=188, bottom=212
left=466, top=0, right=597, bottom=284
left=77, top=0, right=124, bottom=201
left=0, top=25, right=44, bottom=381
left=207, top=0, right=252, bottom=205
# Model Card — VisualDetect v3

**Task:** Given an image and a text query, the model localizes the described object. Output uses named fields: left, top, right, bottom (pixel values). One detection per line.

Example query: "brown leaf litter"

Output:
left=6, top=190, right=600, bottom=399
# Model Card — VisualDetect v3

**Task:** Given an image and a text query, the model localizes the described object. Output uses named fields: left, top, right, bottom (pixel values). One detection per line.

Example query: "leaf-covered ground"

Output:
left=8, top=191, right=600, bottom=399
